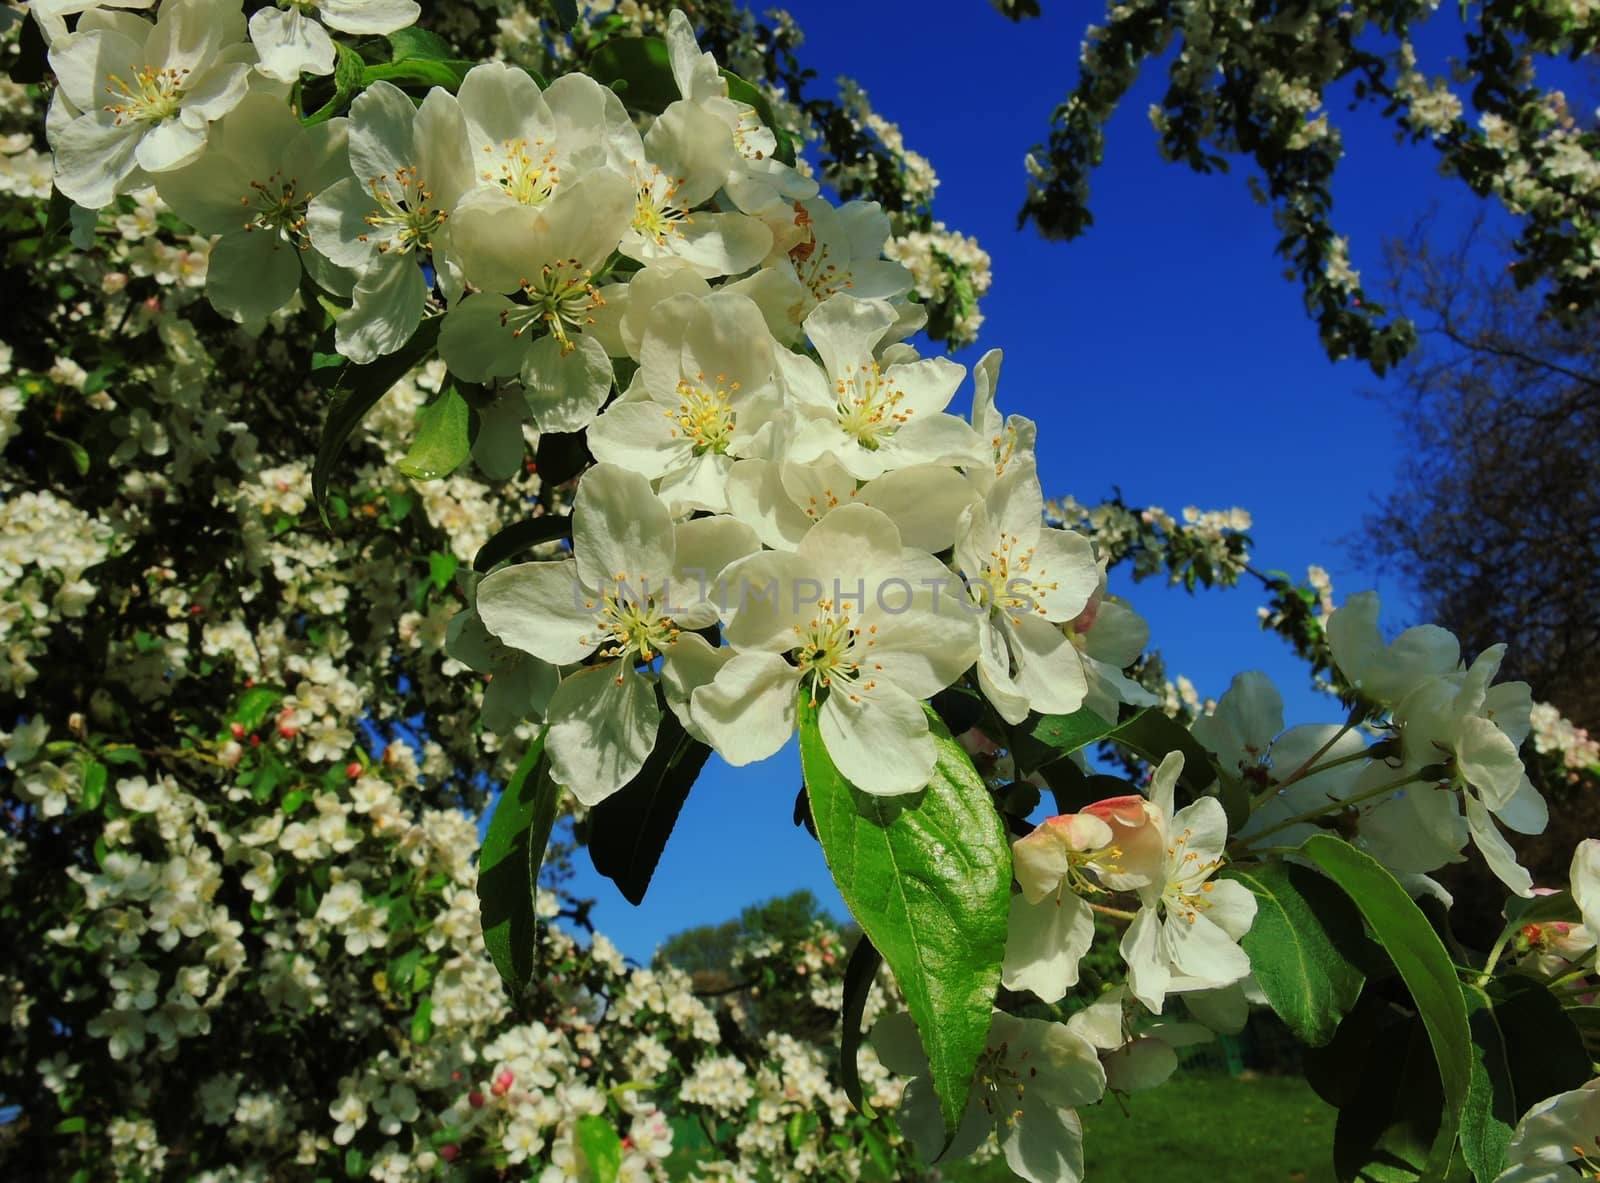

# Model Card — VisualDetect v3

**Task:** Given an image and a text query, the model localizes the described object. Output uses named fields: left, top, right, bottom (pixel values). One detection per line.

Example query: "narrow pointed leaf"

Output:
left=840, top=934, right=884, bottom=1115
left=476, top=736, right=555, bottom=993
left=1300, top=835, right=1471, bottom=1183
left=586, top=713, right=710, bottom=905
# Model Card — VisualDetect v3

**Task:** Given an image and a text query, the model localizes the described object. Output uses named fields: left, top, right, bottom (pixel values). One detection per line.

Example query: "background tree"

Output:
left=1362, top=215, right=1600, bottom=735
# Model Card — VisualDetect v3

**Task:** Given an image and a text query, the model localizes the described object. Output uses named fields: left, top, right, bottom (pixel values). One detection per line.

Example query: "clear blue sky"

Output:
left=554, top=2, right=1521, bottom=961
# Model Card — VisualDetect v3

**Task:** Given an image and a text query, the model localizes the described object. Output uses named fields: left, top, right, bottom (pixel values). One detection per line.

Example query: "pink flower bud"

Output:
left=491, top=1069, right=514, bottom=1097
left=440, top=1144, right=460, bottom=1163
left=467, top=1090, right=485, bottom=1109
left=345, top=762, right=362, bottom=779
left=230, top=723, right=246, bottom=739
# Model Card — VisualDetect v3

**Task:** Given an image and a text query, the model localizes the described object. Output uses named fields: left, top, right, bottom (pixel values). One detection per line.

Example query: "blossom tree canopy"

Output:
left=2, top=2, right=1599, bottom=1182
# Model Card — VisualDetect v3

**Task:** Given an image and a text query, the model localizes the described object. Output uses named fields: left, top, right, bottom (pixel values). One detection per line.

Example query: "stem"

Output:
left=1089, top=903, right=1138, bottom=922
left=1476, top=925, right=1516, bottom=985
left=1233, top=769, right=1429, bottom=852
left=1269, top=713, right=1363, bottom=793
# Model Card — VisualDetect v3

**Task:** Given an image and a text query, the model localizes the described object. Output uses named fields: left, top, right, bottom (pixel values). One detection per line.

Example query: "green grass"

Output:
left=943, top=1071, right=1336, bottom=1183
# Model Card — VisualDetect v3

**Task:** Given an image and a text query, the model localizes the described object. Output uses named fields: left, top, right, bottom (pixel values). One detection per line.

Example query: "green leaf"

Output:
left=230, top=687, right=283, bottom=733
left=1010, top=704, right=1119, bottom=774
left=387, top=27, right=455, bottom=62
left=1224, top=860, right=1368, bottom=1046
left=361, top=59, right=474, bottom=91
left=1460, top=976, right=1591, bottom=1183
left=473, top=513, right=573, bottom=573
left=53, top=1116, right=86, bottom=1135
left=1502, top=889, right=1578, bottom=927
left=311, top=318, right=440, bottom=526
left=840, top=934, right=884, bottom=1115
left=552, top=0, right=580, bottom=31
left=586, top=712, right=711, bottom=905
left=800, top=699, right=1009, bottom=1138
left=46, top=431, right=90, bottom=475
left=80, top=761, right=107, bottom=813
left=397, top=384, right=470, bottom=480
left=575, top=1115, right=623, bottom=1183
left=304, top=42, right=367, bottom=125
left=587, top=35, right=677, bottom=113
left=427, top=551, right=458, bottom=592
left=1300, top=835, right=1471, bottom=1183
left=476, top=737, right=556, bottom=993
left=410, top=995, right=434, bottom=1044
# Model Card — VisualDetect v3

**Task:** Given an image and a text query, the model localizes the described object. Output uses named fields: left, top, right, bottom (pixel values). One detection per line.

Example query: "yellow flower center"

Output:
left=241, top=172, right=314, bottom=247
left=580, top=575, right=679, bottom=674
left=499, top=259, right=605, bottom=352
left=480, top=138, right=559, bottom=206
left=667, top=373, right=739, bottom=454
left=792, top=599, right=879, bottom=707
left=834, top=360, right=910, bottom=450
left=633, top=167, right=693, bottom=246
left=103, top=66, right=186, bottom=125
left=977, top=529, right=1058, bottom=624
left=358, top=166, right=446, bottom=255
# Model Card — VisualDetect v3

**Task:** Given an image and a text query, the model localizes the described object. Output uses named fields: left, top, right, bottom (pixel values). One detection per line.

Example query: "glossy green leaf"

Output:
left=586, top=713, right=710, bottom=905
left=304, top=42, right=367, bottom=125
left=800, top=700, right=1010, bottom=1138
left=476, top=736, right=555, bottom=993
left=311, top=318, right=440, bottom=525
left=575, top=1114, right=623, bottom=1183
left=387, top=27, right=455, bottom=62
left=361, top=58, right=474, bottom=91
left=1010, top=704, right=1118, bottom=774
left=1224, top=860, right=1368, bottom=1045
left=1301, top=835, right=1472, bottom=1183
left=840, top=933, right=884, bottom=1115
left=1460, top=976, right=1591, bottom=1183
left=80, top=761, right=107, bottom=813
left=587, top=35, right=677, bottom=113
left=229, top=686, right=283, bottom=733
left=397, top=384, right=470, bottom=481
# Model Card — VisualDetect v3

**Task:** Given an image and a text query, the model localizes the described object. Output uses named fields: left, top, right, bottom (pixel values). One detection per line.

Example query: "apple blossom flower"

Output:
left=1391, top=645, right=1547, bottom=895
left=444, top=604, right=558, bottom=737
left=693, top=503, right=978, bottom=795
left=872, top=1009, right=1106, bottom=1183
left=1119, top=753, right=1257, bottom=1012
left=587, top=290, right=784, bottom=513
left=474, top=465, right=757, bottom=804
left=661, top=8, right=816, bottom=215
left=1062, top=577, right=1160, bottom=724
left=249, top=0, right=421, bottom=83
left=306, top=81, right=473, bottom=363
left=46, top=0, right=254, bottom=209
left=955, top=458, right=1100, bottom=724
left=153, top=88, right=352, bottom=329
left=1493, top=1078, right=1600, bottom=1183
left=966, top=348, right=1038, bottom=493
left=730, top=198, right=914, bottom=344
left=781, top=294, right=984, bottom=481
left=1327, top=589, right=1461, bottom=708
left=1003, top=811, right=1118, bottom=1002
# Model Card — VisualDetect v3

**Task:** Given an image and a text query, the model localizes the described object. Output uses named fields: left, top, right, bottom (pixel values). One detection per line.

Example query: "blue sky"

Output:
left=555, top=2, right=1512, bottom=961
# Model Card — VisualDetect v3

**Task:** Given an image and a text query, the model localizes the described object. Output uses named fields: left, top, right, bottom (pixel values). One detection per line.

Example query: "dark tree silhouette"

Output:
left=1363, top=216, right=1600, bottom=733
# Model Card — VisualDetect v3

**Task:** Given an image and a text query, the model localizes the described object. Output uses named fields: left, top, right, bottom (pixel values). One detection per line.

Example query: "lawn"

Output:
left=943, top=1071, right=1336, bottom=1183
left=663, top=1069, right=1337, bottom=1183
